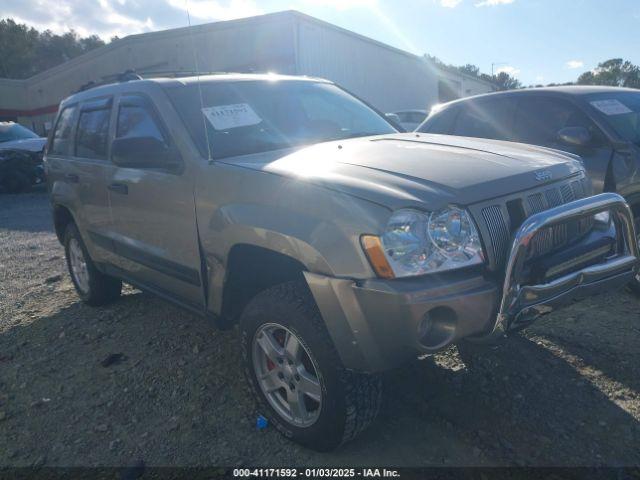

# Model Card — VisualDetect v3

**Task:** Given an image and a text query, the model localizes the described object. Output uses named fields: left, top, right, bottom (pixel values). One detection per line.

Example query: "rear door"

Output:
left=451, top=97, right=517, bottom=141
left=419, top=97, right=517, bottom=141
left=105, top=93, right=203, bottom=308
left=47, top=98, right=115, bottom=264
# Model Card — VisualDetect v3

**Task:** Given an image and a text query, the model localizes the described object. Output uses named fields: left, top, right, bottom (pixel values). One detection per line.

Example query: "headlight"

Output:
left=362, top=207, right=484, bottom=278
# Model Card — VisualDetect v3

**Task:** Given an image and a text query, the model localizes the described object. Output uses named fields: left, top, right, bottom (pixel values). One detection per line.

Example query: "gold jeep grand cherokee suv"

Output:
left=45, top=73, right=639, bottom=450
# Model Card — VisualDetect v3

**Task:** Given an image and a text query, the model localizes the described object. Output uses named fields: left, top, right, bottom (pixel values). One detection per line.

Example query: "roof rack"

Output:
left=77, top=69, right=143, bottom=92
left=136, top=69, right=244, bottom=78
left=76, top=68, right=251, bottom=93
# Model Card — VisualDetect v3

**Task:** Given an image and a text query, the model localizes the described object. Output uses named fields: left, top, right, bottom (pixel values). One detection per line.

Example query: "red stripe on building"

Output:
left=0, top=104, right=60, bottom=117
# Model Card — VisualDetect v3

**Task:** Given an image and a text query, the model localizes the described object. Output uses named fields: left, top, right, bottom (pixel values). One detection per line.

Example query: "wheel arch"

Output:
left=218, top=244, right=309, bottom=326
left=52, top=204, right=76, bottom=244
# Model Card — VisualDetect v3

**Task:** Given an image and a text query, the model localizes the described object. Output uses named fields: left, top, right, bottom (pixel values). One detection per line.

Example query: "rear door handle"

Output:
left=108, top=183, right=128, bottom=195
left=65, top=173, right=79, bottom=183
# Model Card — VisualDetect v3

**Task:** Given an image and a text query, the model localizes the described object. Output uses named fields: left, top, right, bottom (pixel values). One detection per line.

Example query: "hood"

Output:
left=225, top=133, right=585, bottom=210
left=0, top=137, right=47, bottom=153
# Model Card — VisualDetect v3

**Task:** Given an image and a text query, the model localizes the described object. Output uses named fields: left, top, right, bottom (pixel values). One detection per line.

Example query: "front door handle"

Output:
left=65, top=173, right=79, bottom=183
left=108, top=183, right=128, bottom=195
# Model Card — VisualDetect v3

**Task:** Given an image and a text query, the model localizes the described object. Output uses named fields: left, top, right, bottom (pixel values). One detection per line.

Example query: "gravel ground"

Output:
left=1, top=191, right=639, bottom=468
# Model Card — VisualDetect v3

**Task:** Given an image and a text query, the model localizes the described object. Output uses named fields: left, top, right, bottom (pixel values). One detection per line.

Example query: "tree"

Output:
left=458, top=64, right=480, bottom=77
left=0, top=18, right=107, bottom=79
left=577, top=58, right=640, bottom=88
left=493, top=71, right=521, bottom=91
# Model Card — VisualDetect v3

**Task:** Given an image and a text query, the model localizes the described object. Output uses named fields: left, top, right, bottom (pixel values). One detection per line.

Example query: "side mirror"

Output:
left=558, top=126, right=592, bottom=147
left=111, top=136, right=181, bottom=170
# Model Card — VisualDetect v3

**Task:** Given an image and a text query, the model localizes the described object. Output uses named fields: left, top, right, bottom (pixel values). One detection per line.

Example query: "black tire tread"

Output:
left=64, top=223, right=122, bottom=306
left=241, top=280, right=382, bottom=449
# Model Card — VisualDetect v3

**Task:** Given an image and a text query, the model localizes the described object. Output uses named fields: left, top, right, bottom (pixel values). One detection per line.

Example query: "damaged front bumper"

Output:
left=485, top=192, right=638, bottom=341
left=306, top=193, right=639, bottom=373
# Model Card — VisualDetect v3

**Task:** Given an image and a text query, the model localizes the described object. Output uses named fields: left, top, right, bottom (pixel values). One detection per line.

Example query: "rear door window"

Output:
left=75, top=99, right=112, bottom=159
left=419, top=106, right=459, bottom=134
left=452, top=97, right=517, bottom=141
left=49, top=106, right=77, bottom=156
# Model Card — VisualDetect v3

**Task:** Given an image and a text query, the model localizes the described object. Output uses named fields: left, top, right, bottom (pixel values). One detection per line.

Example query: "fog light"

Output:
left=418, top=307, right=457, bottom=350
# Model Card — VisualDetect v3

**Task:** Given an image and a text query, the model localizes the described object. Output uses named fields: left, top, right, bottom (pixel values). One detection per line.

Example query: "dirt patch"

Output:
left=1, top=192, right=639, bottom=467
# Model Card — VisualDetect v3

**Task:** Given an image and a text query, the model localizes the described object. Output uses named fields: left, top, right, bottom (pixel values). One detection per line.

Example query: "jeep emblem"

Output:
left=535, top=170, right=552, bottom=181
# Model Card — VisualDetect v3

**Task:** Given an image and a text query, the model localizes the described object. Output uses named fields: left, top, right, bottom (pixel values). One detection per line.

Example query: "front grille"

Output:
left=482, top=176, right=593, bottom=267
left=482, top=205, right=510, bottom=268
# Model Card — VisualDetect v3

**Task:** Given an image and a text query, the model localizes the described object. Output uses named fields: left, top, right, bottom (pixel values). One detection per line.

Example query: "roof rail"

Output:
left=137, top=69, right=247, bottom=78
left=77, top=69, right=144, bottom=92
left=76, top=69, right=252, bottom=92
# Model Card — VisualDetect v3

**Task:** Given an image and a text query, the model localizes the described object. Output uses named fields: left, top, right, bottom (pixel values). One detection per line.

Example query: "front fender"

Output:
left=194, top=163, right=392, bottom=316
left=199, top=200, right=386, bottom=316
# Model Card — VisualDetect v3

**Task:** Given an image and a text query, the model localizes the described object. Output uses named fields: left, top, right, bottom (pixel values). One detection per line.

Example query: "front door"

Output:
left=513, top=96, right=615, bottom=193
left=105, top=93, right=203, bottom=308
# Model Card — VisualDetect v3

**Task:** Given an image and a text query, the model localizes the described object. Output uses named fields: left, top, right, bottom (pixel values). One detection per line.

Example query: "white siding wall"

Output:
left=436, top=67, right=494, bottom=104
left=0, top=11, right=494, bottom=134
left=3, top=14, right=298, bottom=134
left=462, top=75, right=494, bottom=97
left=295, top=17, right=439, bottom=113
left=24, top=14, right=297, bottom=108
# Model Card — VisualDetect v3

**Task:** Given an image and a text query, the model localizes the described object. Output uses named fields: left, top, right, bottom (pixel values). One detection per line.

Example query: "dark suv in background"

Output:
left=0, top=122, right=47, bottom=193
left=418, top=86, right=640, bottom=291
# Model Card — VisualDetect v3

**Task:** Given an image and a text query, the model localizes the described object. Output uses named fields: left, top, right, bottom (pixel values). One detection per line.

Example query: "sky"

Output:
left=2, top=0, right=639, bottom=85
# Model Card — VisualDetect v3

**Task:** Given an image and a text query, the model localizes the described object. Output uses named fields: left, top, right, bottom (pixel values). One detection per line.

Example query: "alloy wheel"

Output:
left=252, top=323, right=322, bottom=427
left=68, top=237, right=90, bottom=294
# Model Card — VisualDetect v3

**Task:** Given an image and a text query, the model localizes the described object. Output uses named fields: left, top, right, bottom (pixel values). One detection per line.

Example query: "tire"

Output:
left=628, top=216, right=640, bottom=295
left=2, top=171, right=30, bottom=194
left=64, top=223, right=122, bottom=306
left=240, top=280, right=382, bottom=451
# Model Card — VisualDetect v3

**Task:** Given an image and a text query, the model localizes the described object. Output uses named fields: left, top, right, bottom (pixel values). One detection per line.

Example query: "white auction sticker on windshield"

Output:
left=590, top=99, right=632, bottom=116
left=202, top=103, right=262, bottom=130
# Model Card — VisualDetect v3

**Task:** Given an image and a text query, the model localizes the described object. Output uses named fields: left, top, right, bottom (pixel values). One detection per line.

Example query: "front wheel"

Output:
left=240, top=281, right=382, bottom=451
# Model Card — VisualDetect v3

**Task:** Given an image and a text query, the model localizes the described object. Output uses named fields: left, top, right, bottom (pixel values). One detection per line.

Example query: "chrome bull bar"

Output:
left=481, top=192, right=639, bottom=341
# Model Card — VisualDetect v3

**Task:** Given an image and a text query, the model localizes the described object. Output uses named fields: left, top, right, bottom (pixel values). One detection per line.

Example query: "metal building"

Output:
left=0, top=10, right=494, bottom=134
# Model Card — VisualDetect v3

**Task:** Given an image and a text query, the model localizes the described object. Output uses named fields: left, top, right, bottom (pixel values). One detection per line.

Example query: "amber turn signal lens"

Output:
left=361, top=235, right=395, bottom=279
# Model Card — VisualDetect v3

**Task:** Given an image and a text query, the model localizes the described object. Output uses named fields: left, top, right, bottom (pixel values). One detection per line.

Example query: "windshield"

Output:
left=0, top=123, right=40, bottom=143
left=165, top=80, right=396, bottom=160
left=586, top=92, right=640, bottom=146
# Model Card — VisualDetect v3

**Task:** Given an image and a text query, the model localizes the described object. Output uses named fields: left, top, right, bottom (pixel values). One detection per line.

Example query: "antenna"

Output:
left=185, top=0, right=213, bottom=163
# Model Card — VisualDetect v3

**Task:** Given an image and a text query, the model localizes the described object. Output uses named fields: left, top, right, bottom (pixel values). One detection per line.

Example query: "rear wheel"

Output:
left=240, top=281, right=382, bottom=451
left=64, top=223, right=122, bottom=306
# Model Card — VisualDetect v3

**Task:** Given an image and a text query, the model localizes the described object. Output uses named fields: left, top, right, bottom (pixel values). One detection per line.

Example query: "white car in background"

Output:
left=393, top=109, right=427, bottom=131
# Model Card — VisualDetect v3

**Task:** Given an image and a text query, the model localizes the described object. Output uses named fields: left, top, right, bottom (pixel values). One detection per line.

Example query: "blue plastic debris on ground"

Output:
left=256, top=415, right=268, bottom=430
